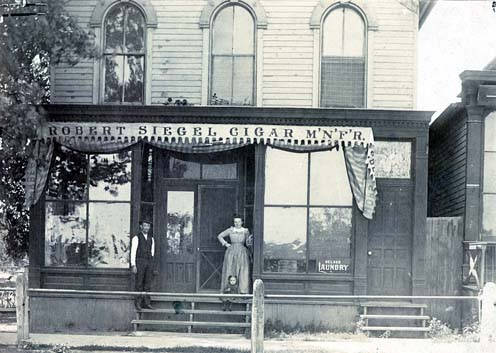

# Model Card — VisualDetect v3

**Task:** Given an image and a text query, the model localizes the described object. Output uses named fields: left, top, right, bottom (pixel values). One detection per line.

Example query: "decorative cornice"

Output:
left=90, top=0, right=157, bottom=28
left=42, top=105, right=431, bottom=132
left=310, top=0, right=378, bottom=30
left=199, top=0, right=267, bottom=29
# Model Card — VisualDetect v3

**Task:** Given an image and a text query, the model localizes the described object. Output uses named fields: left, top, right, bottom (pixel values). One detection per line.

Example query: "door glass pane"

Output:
left=124, top=55, right=144, bottom=103
left=167, top=156, right=201, bottom=178
left=308, top=208, right=352, bottom=274
left=141, top=147, right=154, bottom=202
left=89, top=152, right=132, bottom=201
left=202, top=163, right=237, bottom=179
left=45, top=202, right=87, bottom=267
left=374, top=141, right=411, bottom=179
left=263, top=207, right=307, bottom=273
left=265, top=147, right=308, bottom=205
left=211, top=56, right=233, bottom=104
left=46, top=147, right=88, bottom=200
left=88, top=202, right=130, bottom=268
left=310, top=150, right=352, bottom=206
left=233, top=56, right=253, bottom=106
left=104, top=55, right=124, bottom=103
left=167, top=191, right=194, bottom=255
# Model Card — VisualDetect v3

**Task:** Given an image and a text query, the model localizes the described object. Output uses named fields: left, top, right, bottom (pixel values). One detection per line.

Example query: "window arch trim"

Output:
left=310, top=0, right=377, bottom=30
left=200, top=0, right=267, bottom=29
left=90, top=0, right=157, bottom=28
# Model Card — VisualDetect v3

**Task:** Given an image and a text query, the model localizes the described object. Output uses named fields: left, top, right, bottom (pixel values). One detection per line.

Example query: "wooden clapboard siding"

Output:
left=372, top=0, right=417, bottom=109
left=151, top=0, right=203, bottom=105
left=51, top=0, right=96, bottom=104
left=52, top=0, right=421, bottom=108
left=428, top=104, right=468, bottom=217
left=261, top=0, right=314, bottom=107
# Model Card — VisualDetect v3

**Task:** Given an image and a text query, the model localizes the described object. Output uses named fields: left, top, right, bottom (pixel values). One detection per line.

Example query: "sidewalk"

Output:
left=1, top=331, right=495, bottom=353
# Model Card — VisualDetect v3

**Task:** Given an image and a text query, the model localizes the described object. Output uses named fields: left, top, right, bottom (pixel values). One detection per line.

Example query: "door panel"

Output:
left=160, top=190, right=196, bottom=292
left=367, top=183, right=413, bottom=295
left=198, top=185, right=238, bottom=291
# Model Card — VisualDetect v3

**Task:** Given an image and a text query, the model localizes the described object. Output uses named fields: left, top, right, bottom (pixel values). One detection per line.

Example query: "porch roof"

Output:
left=42, top=104, right=433, bottom=127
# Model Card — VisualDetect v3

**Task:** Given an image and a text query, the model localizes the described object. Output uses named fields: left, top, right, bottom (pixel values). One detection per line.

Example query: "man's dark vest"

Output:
left=136, top=232, right=153, bottom=260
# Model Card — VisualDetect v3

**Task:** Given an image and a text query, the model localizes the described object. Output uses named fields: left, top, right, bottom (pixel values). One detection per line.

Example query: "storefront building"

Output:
left=25, top=0, right=434, bottom=332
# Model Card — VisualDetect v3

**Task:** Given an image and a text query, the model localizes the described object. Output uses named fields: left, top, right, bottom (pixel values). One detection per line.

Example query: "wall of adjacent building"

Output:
left=51, top=0, right=419, bottom=109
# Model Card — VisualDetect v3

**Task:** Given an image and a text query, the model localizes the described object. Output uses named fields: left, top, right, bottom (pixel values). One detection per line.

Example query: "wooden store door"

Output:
left=160, top=186, right=197, bottom=292
left=367, top=180, right=413, bottom=295
left=197, top=185, right=237, bottom=292
left=159, top=184, right=238, bottom=293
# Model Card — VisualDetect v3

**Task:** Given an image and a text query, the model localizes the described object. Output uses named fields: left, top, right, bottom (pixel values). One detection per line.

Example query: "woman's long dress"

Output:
left=220, top=227, right=250, bottom=294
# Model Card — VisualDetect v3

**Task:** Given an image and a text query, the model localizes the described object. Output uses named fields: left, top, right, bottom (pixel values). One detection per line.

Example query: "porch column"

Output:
left=464, top=105, right=484, bottom=241
left=412, top=135, right=429, bottom=296
left=252, top=144, right=266, bottom=280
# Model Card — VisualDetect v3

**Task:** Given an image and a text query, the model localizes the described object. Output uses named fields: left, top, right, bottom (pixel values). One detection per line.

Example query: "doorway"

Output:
left=155, top=150, right=245, bottom=293
left=367, top=180, right=413, bottom=295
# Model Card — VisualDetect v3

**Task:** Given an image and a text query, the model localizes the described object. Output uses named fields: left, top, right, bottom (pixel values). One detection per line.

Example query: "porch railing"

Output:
left=11, top=273, right=496, bottom=353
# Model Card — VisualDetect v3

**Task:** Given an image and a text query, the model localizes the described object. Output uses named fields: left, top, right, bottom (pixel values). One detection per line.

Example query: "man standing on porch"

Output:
left=131, top=220, right=155, bottom=310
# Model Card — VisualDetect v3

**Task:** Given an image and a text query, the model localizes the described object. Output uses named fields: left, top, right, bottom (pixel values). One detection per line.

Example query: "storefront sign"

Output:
left=318, top=259, right=350, bottom=273
left=41, top=122, right=374, bottom=146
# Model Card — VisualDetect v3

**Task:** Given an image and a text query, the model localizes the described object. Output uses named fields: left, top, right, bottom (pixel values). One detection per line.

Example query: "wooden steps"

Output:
left=359, top=302, right=430, bottom=338
left=361, top=326, right=430, bottom=332
left=132, top=296, right=251, bottom=333
left=131, top=319, right=250, bottom=328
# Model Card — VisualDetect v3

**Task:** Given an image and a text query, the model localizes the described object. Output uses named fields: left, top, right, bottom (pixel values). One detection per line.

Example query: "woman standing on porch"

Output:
left=218, top=215, right=253, bottom=294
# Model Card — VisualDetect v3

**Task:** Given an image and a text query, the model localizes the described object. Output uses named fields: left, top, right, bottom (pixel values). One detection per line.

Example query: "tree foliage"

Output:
left=0, top=0, right=97, bottom=259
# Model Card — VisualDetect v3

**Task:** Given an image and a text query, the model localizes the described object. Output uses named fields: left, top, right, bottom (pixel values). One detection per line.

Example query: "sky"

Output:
left=418, top=0, right=496, bottom=119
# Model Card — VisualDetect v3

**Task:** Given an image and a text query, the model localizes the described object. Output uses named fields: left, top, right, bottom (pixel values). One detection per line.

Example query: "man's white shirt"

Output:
left=130, top=232, right=155, bottom=267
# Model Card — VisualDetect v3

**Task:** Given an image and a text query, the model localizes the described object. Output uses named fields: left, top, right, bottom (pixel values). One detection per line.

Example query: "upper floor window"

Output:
left=321, top=6, right=366, bottom=108
left=103, top=4, right=145, bottom=103
left=210, top=5, right=255, bottom=106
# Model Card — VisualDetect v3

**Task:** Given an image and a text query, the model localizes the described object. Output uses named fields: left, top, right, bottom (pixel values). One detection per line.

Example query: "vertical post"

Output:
left=16, top=269, right=29, bottom=344
left=480, top=282, right=496, bottom=345
left=251, top=279, right=264, bottom=353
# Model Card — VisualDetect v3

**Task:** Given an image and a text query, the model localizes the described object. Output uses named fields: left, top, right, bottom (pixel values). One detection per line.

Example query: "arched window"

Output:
left=210, top=5, right=255, bottom=106
left=103, top=4, right=145, bottom=103
left=321, top=6, right=366, bottom=108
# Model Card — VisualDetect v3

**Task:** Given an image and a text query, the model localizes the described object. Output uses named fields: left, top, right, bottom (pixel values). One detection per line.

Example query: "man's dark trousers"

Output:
left=135, top=257, right=153, bottom=308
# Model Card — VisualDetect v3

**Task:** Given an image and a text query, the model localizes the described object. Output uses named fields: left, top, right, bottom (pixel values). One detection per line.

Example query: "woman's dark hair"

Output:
left=233, top=213, right=243, bottom=220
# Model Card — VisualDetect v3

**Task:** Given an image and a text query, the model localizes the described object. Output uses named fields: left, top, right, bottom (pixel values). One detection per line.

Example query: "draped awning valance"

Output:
left=25, top=122, right=377, bottom=219
left=40, top=122, right=374, bottom=148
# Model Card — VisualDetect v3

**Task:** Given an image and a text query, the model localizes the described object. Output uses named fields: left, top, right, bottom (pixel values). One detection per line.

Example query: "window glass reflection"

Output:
left=47, top=147, right=88, bottom=200
left=105, top=5, right=125, bottom=53
left=124, top=56, right=144, bottom=102
left=308, top=208, right=352, bottom=274
left=167, top=191, right=194, bottom=255
left=374, top=141, right=411, bottom=179
left=265, top=147, right=308, bottom=205
left=167, top=157, right=201, bottom=178
left=104, top=56, right=124, bottom=103
left=89, top=152, right=132, bottom=201
left=202, top=163, right=237, bottom=179
left=125, top=6, right=145, bottom=53
left=45, top=202, right=87, bottom=266
left=88, top=203, right=130, bottom=268
left=310, top=150, right=352, bottom=206
left=263, top=207, right=307, bottom=273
